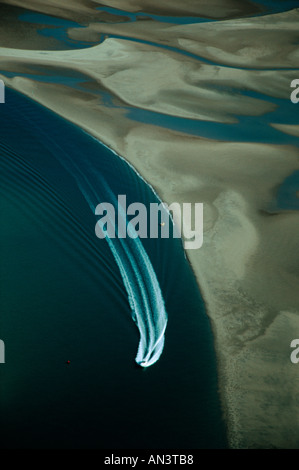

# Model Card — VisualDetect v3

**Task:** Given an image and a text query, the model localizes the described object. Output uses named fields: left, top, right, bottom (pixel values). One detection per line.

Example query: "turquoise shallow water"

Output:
left=0, top=88, right=227, bottom=448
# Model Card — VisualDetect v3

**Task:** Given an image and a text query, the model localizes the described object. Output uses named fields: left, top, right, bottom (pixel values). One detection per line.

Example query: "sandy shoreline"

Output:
left=1, top=2, right=299, bottom=448
left=2, top=0, right=263, bottom=20
left=68, top=9, right=299, bottom=69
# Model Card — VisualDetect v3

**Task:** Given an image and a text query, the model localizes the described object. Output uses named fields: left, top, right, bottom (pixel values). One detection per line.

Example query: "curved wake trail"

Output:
left=58, top=158, right=168, bottom=368
left=97, top=180, right=167, bottom=367
left=57, top=160, right=168, bottom=368
left=7, top=90, right=168, bottom=368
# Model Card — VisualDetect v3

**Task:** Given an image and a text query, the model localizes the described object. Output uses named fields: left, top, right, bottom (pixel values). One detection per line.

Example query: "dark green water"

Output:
left=0, top=89, right=227, bottom=448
